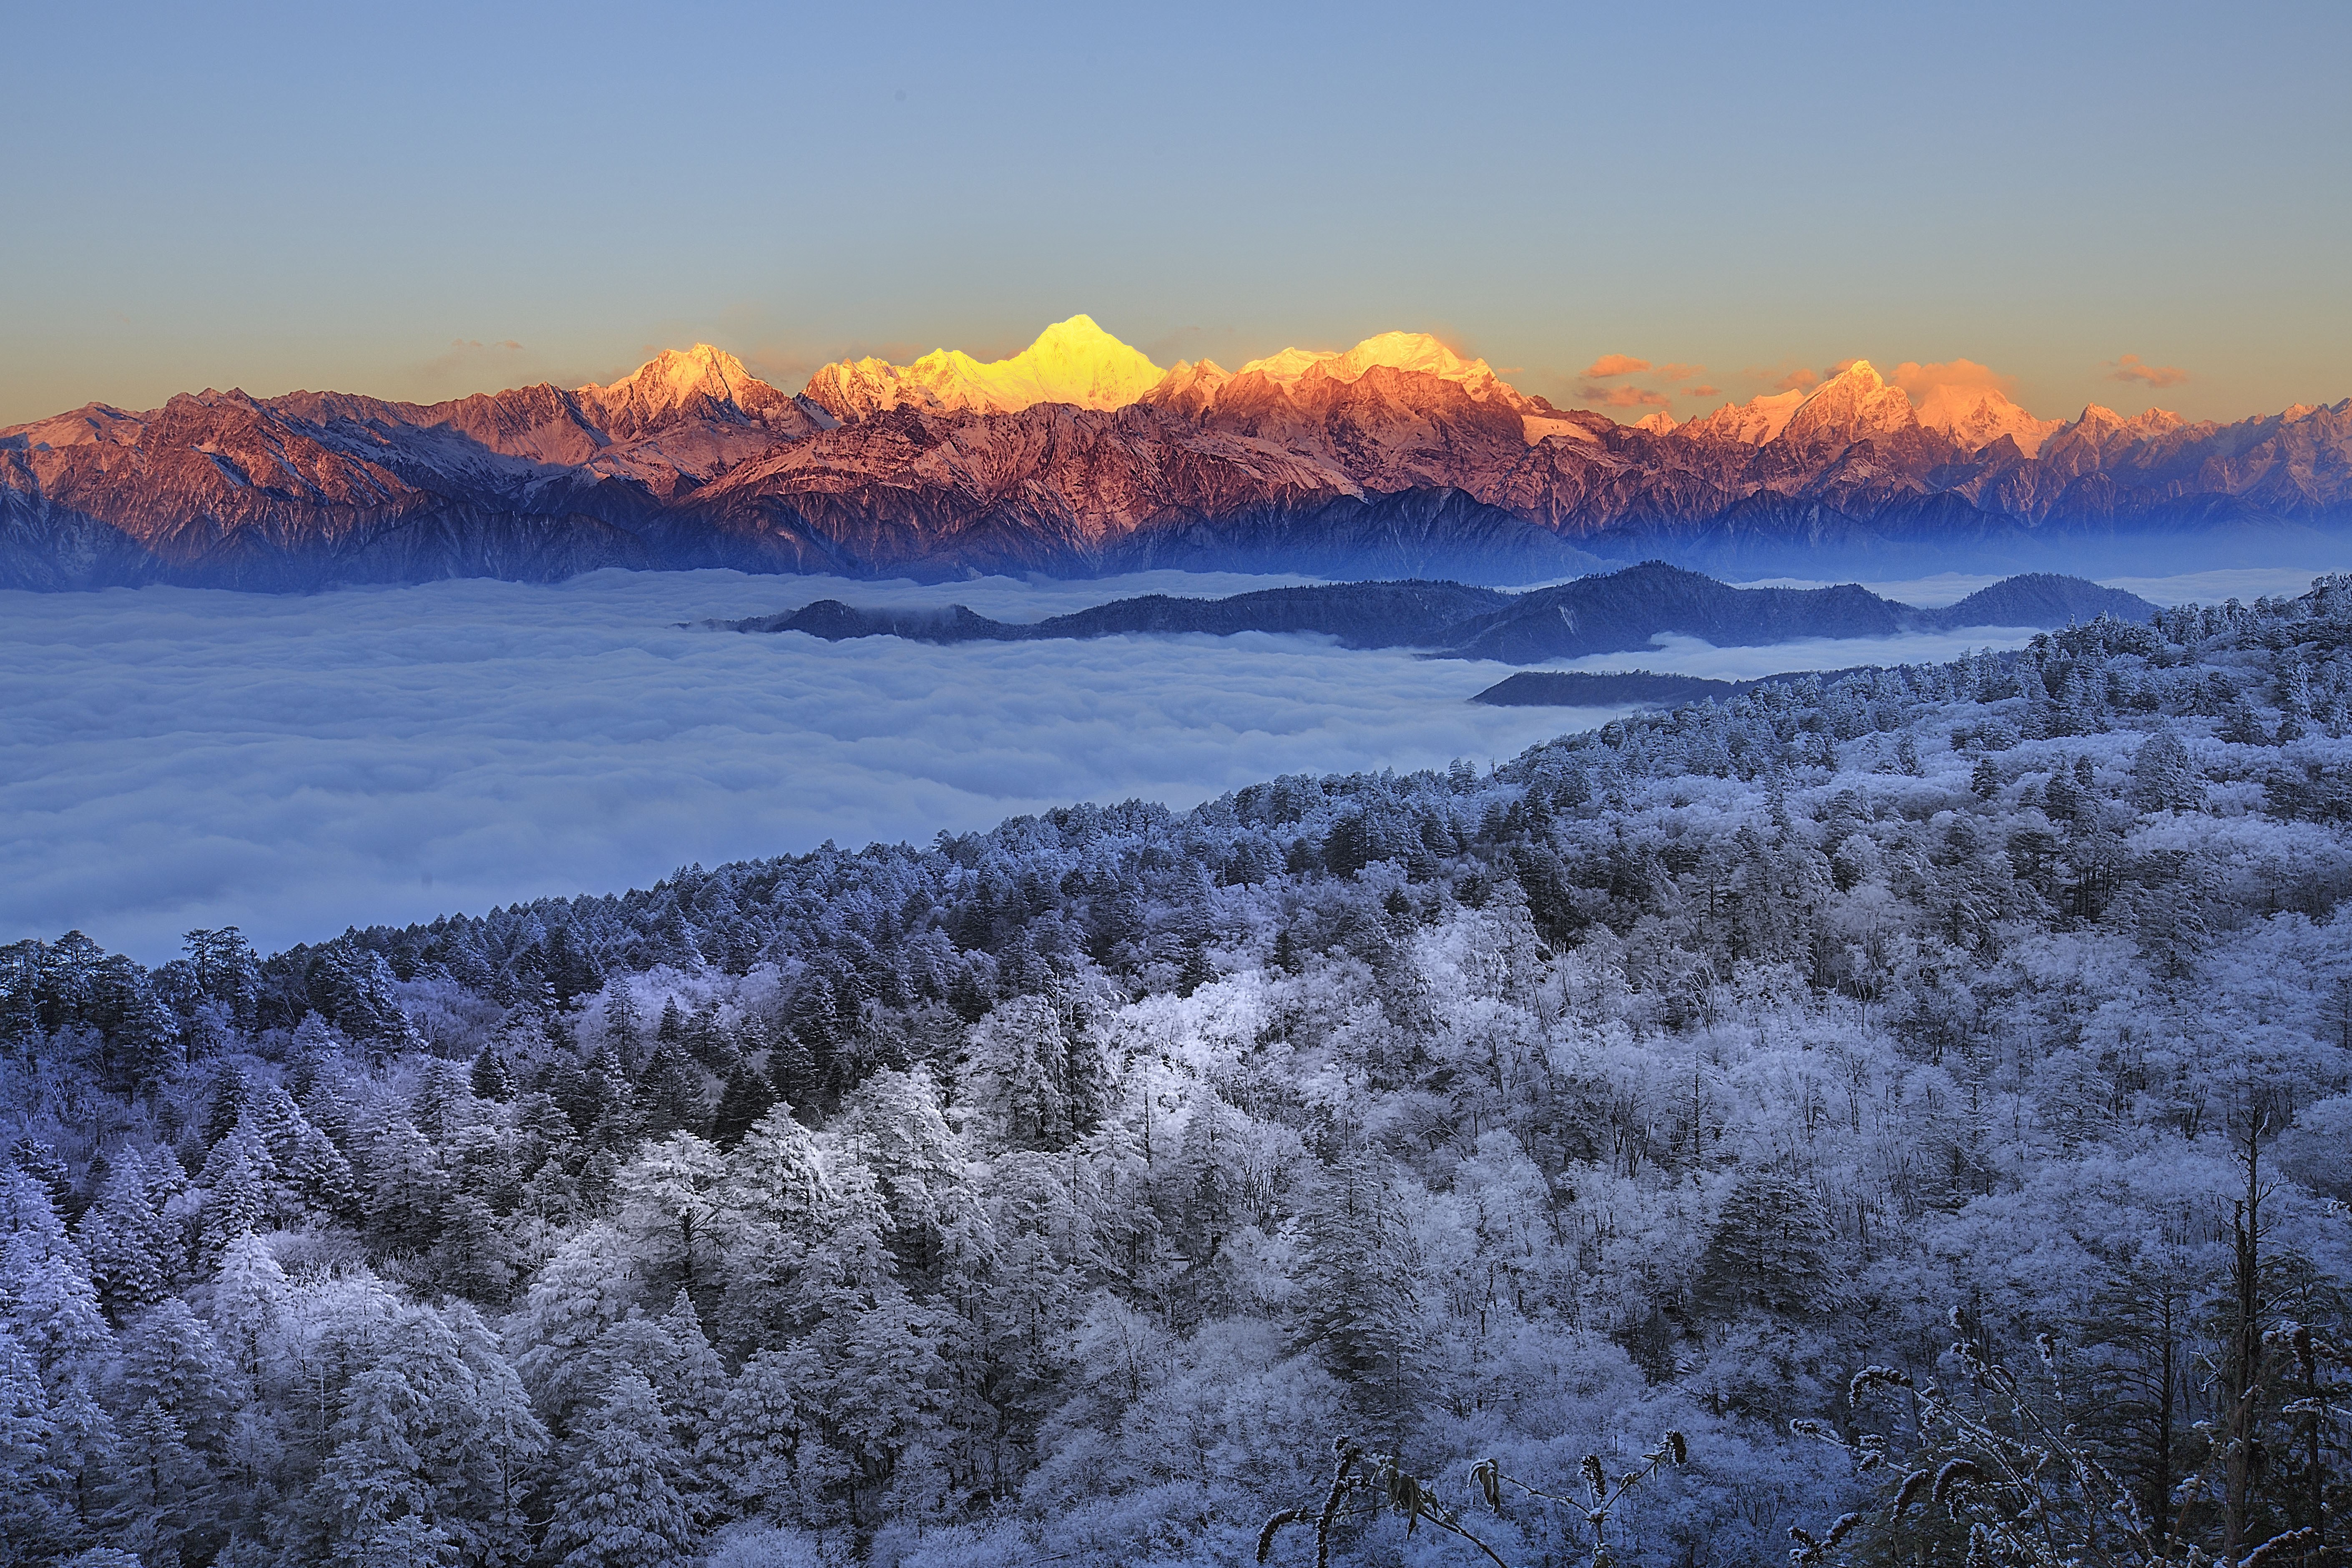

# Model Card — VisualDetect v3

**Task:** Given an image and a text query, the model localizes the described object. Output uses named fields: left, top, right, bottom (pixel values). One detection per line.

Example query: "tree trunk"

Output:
left=2154, top=1288, right=2176, bottom=1532
left=2222, top=1116, right=2267, bottom=1562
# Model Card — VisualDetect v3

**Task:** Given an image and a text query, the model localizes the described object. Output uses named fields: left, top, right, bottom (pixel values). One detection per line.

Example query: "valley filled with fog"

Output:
left=0, top=568, right=2088, bottom=964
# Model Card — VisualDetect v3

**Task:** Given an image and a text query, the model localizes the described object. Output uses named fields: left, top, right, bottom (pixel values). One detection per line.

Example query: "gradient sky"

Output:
left=5, top=0, right=2348, bottom=429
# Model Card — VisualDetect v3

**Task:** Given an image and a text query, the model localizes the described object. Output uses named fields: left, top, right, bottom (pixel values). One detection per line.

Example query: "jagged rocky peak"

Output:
left=10, top=315, right=2352, bottom=595
left=560, top=343, right=826, bottom=451
left=1236, top=330, right=1510, bottom=397
left=1016, top=314, right=1164, bottom=398
left=1909, top=381, right=2062, bottom=457
left=800, top=314, right=1166, bottom=420
left=1222, top=329, right=1515, bottom=396
left=0, top=401, right=149, bottom=450
left=578, top=344, right=773, bottom=420
left=1778, top=359, right=1920, bottom=447
left=799, top=318, right=1538, bottom=424
left=1680, top=369, right=2060, bottom=455
left=593, top=342, right=760, bottom=399
left=1143, top=329, right=1536, bottom=422
left=1679, top=387, right=1809, bottom=446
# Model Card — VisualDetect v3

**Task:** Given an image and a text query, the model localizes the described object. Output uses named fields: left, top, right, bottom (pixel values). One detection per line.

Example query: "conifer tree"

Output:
left=319, top=1366, right=452, bottom=1568
left=196, top=1124, right=279, bottom=1260
left=441, top=1303, right=547, bottom=1568
left=46, top=1373, right=120, bottom=1547
left=363, top=1119, right=449, bottom=1258
left=1694, top=1167, right=1838, bottom=1319
left=545, top=1370, right=696, bottom=1568
left=411, top=1059, right=470, bottom=1143
left=657, top=1289, right=727, bottom=1508
left=119, top=1297, right=234, bottom=1459
left=468, top=1047, right=514, bottom=1103
left=206, top=1232, right=287, bottom=1383
left=616, top=1134, right=726, bottom=1298
left=709, top=1348, right=801, bottom=1515
left=204, top=1064, right=252, bottom=1153
left=711, top=1065, right=774, bottom=1150
left=0, top=1324, right=68, bottom=1558
left=77, top=1149, right=180, bottom=1314
left=1292, top=1155, right=1422, bottom=1406
left=114, top=1397, right=203, bottom=1568
left=1, top=1171, right=114, bottom=1387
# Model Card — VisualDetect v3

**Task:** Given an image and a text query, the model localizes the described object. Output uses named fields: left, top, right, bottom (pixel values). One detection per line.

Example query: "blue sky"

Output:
left=4, top=0, right=2347, bottom=426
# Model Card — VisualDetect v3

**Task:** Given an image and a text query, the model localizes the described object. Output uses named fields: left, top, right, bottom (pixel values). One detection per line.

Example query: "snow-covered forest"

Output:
left=5, top=583, right=2351, bottom=1568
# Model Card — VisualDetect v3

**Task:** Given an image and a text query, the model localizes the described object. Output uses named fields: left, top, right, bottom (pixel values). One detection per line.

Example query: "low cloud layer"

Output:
left=0, top=571, right=1597, bottom=964
left=11, top=566, right=2271, bottom=967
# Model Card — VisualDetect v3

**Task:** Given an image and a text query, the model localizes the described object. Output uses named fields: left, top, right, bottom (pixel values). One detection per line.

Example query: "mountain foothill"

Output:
left=717, top=563, right=2158, bottom=667
left=6, top=316, right=2349, bottom=591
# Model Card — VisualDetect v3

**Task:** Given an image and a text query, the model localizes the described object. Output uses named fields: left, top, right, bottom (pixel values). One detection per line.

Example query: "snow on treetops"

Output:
left=3, top=580, right=2350, bottom=1565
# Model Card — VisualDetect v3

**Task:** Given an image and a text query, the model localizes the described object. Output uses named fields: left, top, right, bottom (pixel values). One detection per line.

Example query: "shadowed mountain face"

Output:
left=718, top=563, right=2160, bottom=666
left=720, top=580, right=1514, bottom=649
left=8, top=322, right=2349, bottom=591
left=1926, top=573, right=2156, bottom=629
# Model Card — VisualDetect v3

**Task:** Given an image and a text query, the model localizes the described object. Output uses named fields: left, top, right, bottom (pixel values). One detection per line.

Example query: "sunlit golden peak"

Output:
left=803, top=315, right=1164, bottom=417
left=1238, top=331, right=1506, bottom=397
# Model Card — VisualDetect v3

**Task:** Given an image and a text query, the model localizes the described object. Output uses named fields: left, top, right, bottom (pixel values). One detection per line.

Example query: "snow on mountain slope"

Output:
left=1235, top=331, right=1520, bottom=401
left=1679, top=388, right=1808, bottom=445
left=8, top=317, right=2352, bottom=591
left=0, top=402, right=149, bottom=451
left=575, top=343, right=819, bottom=439
left=1910, top=380, right=2063, bottom=456
left=1777, top=360, right=1920, bottom=449
left=1145, top=331, right=1539, bottom=416
left=800, top=314, right=1166, bottom=420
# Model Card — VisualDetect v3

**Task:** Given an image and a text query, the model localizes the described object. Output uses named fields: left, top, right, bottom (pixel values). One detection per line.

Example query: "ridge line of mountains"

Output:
left=7, top=315, right=2349, bottom=592
left=713, top=563, right=2157, bottom=666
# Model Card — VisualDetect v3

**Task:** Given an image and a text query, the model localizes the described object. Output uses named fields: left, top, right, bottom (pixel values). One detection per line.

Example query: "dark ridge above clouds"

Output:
left=716, top=580, right=1514, bottom=650
left=717, top=563, right=2160, bottom=666
left=1925, top=572, right=2159, bottom=631
left=1469, top=670, right=1751, bottom=707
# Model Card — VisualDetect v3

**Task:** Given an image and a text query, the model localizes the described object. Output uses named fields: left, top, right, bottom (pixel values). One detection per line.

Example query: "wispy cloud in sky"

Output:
left=1578, top=383, right=1672, bottom=408
left=1893, top=358, right=2015, bottom=397
left=2106, top=354, right=2191, bottom=389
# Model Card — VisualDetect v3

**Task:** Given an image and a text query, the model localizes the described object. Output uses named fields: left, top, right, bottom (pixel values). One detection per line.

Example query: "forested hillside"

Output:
left=5, top=583, right=2351, bottom=1567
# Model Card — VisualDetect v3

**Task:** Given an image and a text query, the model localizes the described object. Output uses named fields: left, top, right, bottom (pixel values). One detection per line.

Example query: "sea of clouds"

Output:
left=7, top=563, right=2270, bottom=966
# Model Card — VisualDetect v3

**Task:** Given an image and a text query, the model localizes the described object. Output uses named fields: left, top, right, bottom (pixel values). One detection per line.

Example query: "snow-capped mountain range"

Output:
left=5, top=315, right=2349, bottom=589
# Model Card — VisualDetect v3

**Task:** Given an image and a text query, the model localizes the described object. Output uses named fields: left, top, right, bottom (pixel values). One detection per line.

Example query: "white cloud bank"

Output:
left=3, top=568, right=2052, bottom=965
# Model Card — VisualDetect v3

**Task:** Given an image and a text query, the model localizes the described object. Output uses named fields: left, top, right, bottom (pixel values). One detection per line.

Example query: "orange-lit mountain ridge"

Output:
left=5, top=321, right=2349, bottom=589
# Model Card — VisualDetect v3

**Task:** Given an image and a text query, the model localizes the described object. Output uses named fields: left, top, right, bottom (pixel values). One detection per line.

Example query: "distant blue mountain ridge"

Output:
left=714, top=563, right=2158, bottom=667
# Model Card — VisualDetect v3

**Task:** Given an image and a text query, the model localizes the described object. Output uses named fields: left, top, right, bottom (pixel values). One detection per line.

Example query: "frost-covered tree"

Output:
left=545, top=1370, right=696, bottom=1568
left=318, top=1366, right=451, bottom=1568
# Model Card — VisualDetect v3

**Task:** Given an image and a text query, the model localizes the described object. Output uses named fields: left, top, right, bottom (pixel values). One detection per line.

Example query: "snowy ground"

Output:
left=0, top=564, right=2282, bottom=963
